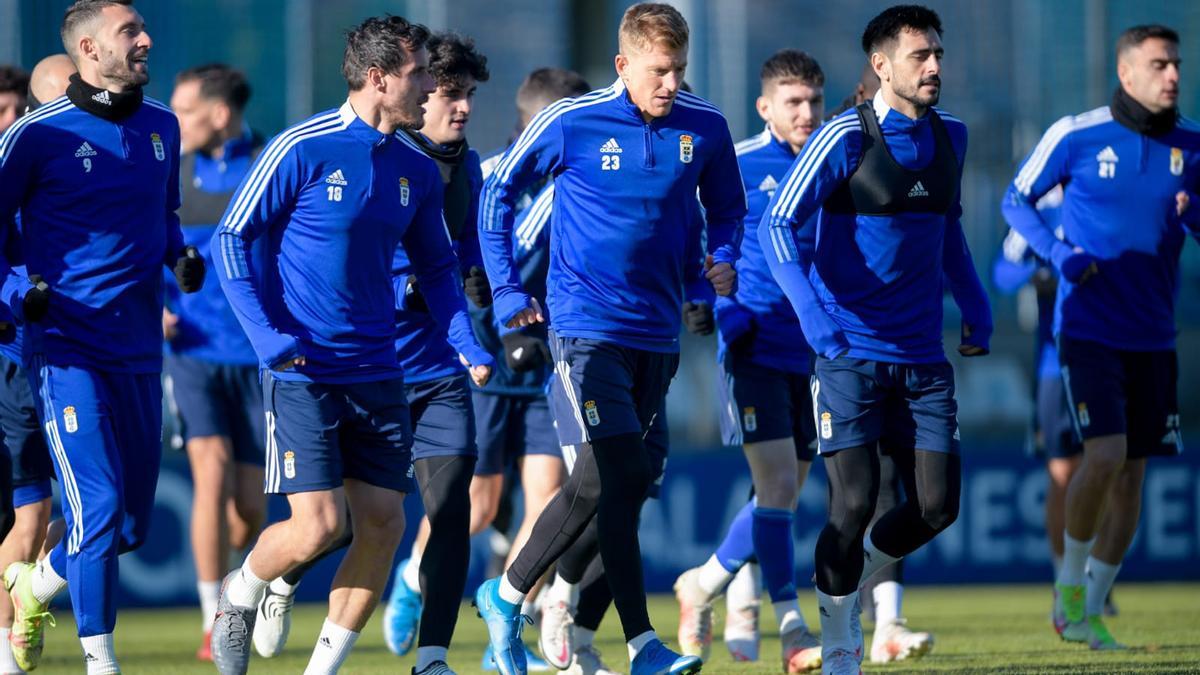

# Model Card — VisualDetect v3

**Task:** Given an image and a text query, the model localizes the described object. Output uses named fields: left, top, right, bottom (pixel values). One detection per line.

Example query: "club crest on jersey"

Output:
left=1170, top=148, right=1184, bottom=176
left=283, top=450, right=296, bottom=479
left=63, top=406, right=78, bottom=433
left=584, top=400, right=601, bottom=427
left=820, top=411, right=833, bottom=440
left=1076, top=403, right=1091, bottom=428
left=679, top=134, right=694, bottom=164
left=399, top=177, right=410, bottom=206
left=742, top=407, right=757, bottom=433
left=150, top=133, right=165, bottom=161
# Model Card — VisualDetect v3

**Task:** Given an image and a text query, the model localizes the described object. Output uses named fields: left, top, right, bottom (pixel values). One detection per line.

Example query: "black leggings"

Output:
left=815, top=445, right=960, bottom=596
left=506, top=432, right=654, bottom=641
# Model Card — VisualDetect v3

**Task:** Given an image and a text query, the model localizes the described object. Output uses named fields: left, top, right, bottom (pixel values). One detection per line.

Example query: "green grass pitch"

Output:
left=29, top=583, right=1200, bottom=673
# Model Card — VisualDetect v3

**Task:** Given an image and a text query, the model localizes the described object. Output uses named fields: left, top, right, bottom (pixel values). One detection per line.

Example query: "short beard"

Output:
left=100, top=52, right=148, bottom=90
left=896, top=80, right=939, bottom=111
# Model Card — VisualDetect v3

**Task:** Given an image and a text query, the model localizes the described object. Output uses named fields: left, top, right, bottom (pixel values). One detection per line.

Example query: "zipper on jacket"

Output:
left=643, top=123, right=654, bottom=168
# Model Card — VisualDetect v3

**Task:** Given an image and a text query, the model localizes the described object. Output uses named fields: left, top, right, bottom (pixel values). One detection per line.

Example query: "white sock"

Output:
left=773, top=598, right=806, bottom=634
left=32, top=557, right=67, bottom=604
left=402, top=556, right=422, bottom=593
left=1051, top=553, right=1063, bottom=579
left=1057, top=534, right=1093, bottom=587
left=859, top=534, right=902, bottom=587
left=815, top=589, right=857, bottom=649
left=270, top=576, right=298, bottom=596
left=0, top=627, right=20, bottom=673
left=576, top=627, right=596, bottom=648
left=521, top=598, right=536, bottom=617
left=226, top=556, right=269, bottom=609
left=498, top=575, right=526, bottom=607
left=1085, top=557, right=1120, bottom=617
left=872, top=581, right=902, bottom=626
left=415, top=645, right=448, bottom=671
left=696, top=555, right=734, bottom=601
left=548, top=574, right=580, bottom=608
left=81, top=633, right=119, bottom=675
left=198, top=580, right=220, bottom=631
left=303, top=618, right=359, bottom=675
left=627, top=630, right=657, bottom=662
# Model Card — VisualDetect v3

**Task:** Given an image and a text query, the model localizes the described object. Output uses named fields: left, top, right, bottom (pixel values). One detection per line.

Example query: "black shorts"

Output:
left=1058, top=336, right=1181, bottom=459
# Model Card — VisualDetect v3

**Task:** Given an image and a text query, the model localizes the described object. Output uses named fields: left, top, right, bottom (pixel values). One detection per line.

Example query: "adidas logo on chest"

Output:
left=325, top=169, right=348, bottom=186
left=907, top=180, right=929, bottom=198
left=758, top=174, right=778, bottom=194
left=599, top=138, right=622, bottom=154
left=75, top=142, right=97, bottom=158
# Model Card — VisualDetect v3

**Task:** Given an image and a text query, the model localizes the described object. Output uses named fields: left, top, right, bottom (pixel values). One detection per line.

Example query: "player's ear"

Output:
left=77, top=35, right=99, bottom=63
left=755, top=94, right=771, bottom=123
left=870, top=51, right=889, bottom=84
left=614, top=53, right=630, bottom=83
left=212, top=101, right=231, bottom=129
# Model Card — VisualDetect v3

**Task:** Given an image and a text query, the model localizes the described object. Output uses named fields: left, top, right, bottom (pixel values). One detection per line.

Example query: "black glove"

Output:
left=501, top=331, right=552, bottom=373
left=404, top=275, right=428, bottom=313
left=464, top=266, right=492, bottom=308
left=682, top=301, right=714, bottom=336
left=173, top=246, right=206, bottom=293
left=23, top=275, right=51, bottom=323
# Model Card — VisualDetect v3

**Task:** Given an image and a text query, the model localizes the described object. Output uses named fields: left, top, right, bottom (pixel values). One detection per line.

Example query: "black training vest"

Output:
left=179, top=143, right=265, bottom=226
left=824, top=102, right=959, bottom=216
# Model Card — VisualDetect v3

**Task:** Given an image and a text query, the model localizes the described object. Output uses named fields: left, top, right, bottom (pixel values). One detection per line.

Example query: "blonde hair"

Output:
left=618, top=3, right=689, bottom=54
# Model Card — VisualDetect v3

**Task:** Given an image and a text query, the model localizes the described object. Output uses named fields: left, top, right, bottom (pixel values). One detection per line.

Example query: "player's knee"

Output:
left=353, top=501, right=406, bottom=548
left=755, top=473, right=798, bottom=509
left=919, top=491, right=960, bottom=533
left=293, top=506, right=346, bottom=555
left=831, top=486, right=876, bottom=533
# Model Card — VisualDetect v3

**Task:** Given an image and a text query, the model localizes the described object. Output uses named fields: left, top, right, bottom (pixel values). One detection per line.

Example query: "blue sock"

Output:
left=715, top=499, right=757, bottom=571
left=752, top=507, right=797, bottom=602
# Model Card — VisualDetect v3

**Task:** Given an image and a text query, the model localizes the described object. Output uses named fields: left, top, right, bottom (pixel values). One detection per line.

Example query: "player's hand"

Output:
left=22, top=275, right=51, bottom=323
left=1177, top=190, right=1190, bottom=217
left=957, top=322, right=989, bottom=357
left=459, top=353, right=492, bottom=387
left=682, top=301, right=714, bottom=336
left=505, top=297, right=544, bottom=329
left=704, top=255, right=737, bottom=296
left=173, top=246, right=206, bottom=293
left=162, top=308, right=180, bottom=341
left=1058, top=247, right=1099, bottom=285
left=464, top=266, right=493, bottom=308
left=404, top=275, right=428, bottom=313
left=501, top=331, right=552, bottom=372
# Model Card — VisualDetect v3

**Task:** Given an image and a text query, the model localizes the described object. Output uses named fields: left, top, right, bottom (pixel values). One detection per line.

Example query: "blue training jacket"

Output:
left=214, top=102, right=484, bottom=384
left=1001, top=106, right=1200, bottom=351
left=393, top=143, right=486, bottom=385
left=166, top=129, right=259, bottom=366
left=761, top=91, right=991, bottom=364
left=0, top=95, right=184, bottom=373
left=719, top=125, right=813, bottom=374
left=479, top=80, right=747, bottom=353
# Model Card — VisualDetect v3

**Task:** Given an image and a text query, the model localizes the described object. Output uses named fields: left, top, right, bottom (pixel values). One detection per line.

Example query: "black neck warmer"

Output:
left=67, top=74, right=143, bottom=121
left=1111, top=86, right=1177, bottom=138
left=402, top=131, right=473, bottom=239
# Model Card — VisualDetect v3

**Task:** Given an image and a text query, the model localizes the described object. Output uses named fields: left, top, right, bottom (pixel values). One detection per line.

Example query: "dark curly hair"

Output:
left=0, top=65, right=30, bottom=96
left=342, top=15, right=431, bottom=90
left=861, top=5, right=943, bottom=55
left=427, top=32, right=490, bottom=91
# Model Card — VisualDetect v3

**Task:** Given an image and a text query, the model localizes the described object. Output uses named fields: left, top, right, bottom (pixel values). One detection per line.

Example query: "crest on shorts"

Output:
left=399, top=177, right=410, bottom=206
left=679, top=134, right=694, bottom=164
left=1075, top=403, right=1091, bottom=428
left=284, top=450, right=296, bottom=479
left=63, top=406, right=78, bottom=433
left=584, top=400, right=601, bottom=427
left=820, top=411, right=833, bottom=440
left=150, top=133, right=165, bottom=161
left=742, top=406, right=757, bottom=433
left=1170, top=148, right=1184, bottom=176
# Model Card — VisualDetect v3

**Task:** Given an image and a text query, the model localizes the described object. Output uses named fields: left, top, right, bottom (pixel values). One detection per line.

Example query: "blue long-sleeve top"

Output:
left=1001, top=107, right=1200, bottom=350
left=0, top=95, right=184, bottom=373
left=214, top=102, right=480, bottom=384
left=393, top=142, right=489, bottom=384
left=165, top=128, right=259, bottom=365
left=761, top=91, right=990, bottom=363
left=718, top=126, right=812, bottom=374
left=479, top=80, right=747, bottom=353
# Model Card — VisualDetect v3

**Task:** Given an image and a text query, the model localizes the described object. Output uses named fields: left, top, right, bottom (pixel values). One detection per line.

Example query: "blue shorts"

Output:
left=407, top=374, right=476, bottom=461
left=1058, top=337, right=1180, bottom=459
left=717, top=353, right=816, bottom=460
left=263, top=373, right=415, bottom=494
left=549, top=334, right=679, bottom=446
left=0, top=356, right=53, bottom=507
left=164, top=355, right=264, bottom=466
left=1036, top=374, right=1082, bottom=460
left=473, top=392, right=559, bottom=476
left=812, top=356, right=959, bottom=455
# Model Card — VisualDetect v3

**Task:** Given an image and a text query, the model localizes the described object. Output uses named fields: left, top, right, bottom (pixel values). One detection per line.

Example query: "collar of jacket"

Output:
left=66, top=73, right=143, bottom=121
